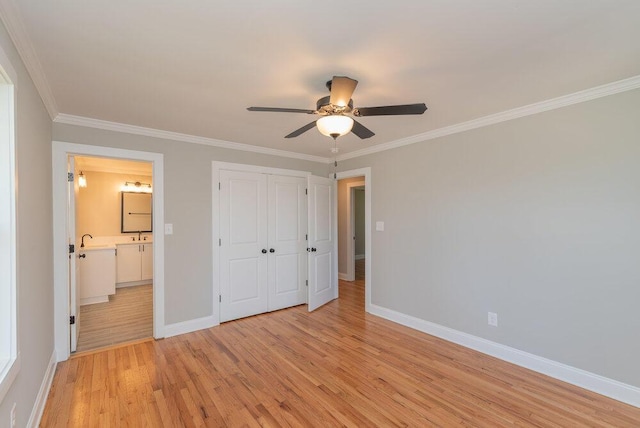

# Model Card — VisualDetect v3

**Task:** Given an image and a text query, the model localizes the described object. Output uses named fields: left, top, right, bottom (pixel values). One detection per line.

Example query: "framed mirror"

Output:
left=121, top=192, right=152, bottom=233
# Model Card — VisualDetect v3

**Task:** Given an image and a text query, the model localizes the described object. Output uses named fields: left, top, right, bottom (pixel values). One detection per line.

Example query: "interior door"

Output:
left=68, top=156, right=79, bottom=352
left=219, top=170, right=268, bottom=322
left=267, top=175, right=307, bottom=311
left=307, top=175, right=338, bottom=311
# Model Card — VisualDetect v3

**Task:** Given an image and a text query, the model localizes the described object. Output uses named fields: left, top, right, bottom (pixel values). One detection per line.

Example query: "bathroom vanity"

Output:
left=116, top=242, right=153, bottom=284
left=77, top=246, right=116, bottom=305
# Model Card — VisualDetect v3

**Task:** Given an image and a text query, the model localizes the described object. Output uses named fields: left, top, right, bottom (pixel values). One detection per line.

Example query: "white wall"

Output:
left=338, top=88, right=640, bottom=388
left=53, top=123, right=329, bottom=325
left=0, top=20, right=54, bottom=428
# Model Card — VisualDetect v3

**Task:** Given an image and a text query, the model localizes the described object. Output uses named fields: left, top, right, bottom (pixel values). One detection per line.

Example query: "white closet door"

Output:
left=267, top=175, right=308, bottom=311
left=307, top=175, right=338, bottom=311
left=220, top=170, right=268, bottom=322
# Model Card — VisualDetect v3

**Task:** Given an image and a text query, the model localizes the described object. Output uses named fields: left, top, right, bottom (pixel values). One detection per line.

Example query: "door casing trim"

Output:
left=52, top=141, right=165, bottom=361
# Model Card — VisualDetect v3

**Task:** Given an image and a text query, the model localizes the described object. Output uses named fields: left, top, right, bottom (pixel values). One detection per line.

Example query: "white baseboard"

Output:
left=164, top=315, right=218, bottom=338
left=27, top=350, right=57, bottom=428
left=355, top=254, right=365, bottom=260
left=369, top=304, right=640, bottom=408
left=80, top=295, right=109, bottom=306
left=338, top=272, right=350, bottom=281
left=116, top=280, right=152, bottom=289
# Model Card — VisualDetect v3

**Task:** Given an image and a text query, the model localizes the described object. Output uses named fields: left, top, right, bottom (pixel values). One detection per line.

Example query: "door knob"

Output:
left=261, top=249, right=267, bottom=254
left=78, top=254, right=86, bottom=259
left=311, top=247, right=317, bottom=252
left=269, top=248, right=275, bottom=253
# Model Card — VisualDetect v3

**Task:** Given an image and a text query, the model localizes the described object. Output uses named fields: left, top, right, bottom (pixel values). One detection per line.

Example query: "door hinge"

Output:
left=219, top=182, right=221, bottom=190
left=305, top=280, right=308, bottom=286
left=219, top=238, right=221, bottom=246
left=68, top=172, right=74, bottom=182
left=70, top=315, right=76, bottom=325
left=305, top=188, right=308, bottom=195
left=219, top=295, right=222, bottom=302
left=115, top=249, right=117, bottom=256
left=305, top=234, right=308, bottom=241
left=69, top=244, right=75, bottom=254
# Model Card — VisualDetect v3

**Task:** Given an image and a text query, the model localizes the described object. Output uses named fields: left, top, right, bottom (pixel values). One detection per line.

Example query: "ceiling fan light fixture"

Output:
left=316, top=115, right=354, bottom=138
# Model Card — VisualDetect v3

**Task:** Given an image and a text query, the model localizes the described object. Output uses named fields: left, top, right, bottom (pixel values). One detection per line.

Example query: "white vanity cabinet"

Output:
left=117, top=243, right=153, bottom=284
left=78, top=247, right=116, bottom=305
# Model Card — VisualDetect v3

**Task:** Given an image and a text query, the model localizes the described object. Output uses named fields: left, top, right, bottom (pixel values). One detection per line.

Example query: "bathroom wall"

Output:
left=76, top=170, right=152, bottom=239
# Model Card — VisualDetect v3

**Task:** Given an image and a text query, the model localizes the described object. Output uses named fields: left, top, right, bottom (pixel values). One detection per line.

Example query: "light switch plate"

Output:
left=376, top=221, right=384, bottom=231
left=164, top=223, right=173, bottom=235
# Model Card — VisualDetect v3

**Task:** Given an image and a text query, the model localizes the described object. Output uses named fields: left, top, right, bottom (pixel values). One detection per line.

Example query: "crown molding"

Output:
left=0, top=0, right=58, bottom=119
left=337, top=74, right=640, bottom=161
left=53, top=74, right=640, bottom=166
left=54, top=113, right=332, bottom=164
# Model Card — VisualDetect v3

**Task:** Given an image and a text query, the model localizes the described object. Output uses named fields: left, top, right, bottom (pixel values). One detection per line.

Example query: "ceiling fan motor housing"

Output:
left=316, top=96, right=353, bottom=115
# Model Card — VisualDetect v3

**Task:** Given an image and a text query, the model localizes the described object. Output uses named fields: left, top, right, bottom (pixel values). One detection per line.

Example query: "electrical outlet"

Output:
left=10, top=403, right=16, bottom=428
left=488, top=312, right=498, bottom=327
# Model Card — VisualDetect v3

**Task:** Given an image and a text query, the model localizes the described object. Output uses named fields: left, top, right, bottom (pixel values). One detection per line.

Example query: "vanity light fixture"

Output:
left=78, top=171, right=87, bottom=188
left=122, top=181, right=152, bottom=193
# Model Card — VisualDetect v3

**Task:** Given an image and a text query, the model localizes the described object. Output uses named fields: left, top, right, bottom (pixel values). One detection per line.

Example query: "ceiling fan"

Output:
left=247, top=76, right=427, bottom=140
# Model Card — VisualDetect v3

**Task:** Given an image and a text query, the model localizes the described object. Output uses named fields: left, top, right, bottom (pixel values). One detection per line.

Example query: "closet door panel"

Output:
left=220, top=170, right=268, bottom=322
left=267, top=175, right=308, bottom=311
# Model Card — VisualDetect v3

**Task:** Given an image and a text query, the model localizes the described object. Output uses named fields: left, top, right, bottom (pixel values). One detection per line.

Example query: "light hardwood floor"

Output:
left=76, top=284, right=153, bottom=353
left=42, top=279, right=639, bottom=427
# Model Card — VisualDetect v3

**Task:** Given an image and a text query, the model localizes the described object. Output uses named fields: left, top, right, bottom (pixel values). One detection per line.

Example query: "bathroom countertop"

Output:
left=81, top=244, right=116, bottom=251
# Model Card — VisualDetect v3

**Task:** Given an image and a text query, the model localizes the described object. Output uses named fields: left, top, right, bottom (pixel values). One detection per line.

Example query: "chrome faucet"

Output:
left=81, top=233, right=93, bottom=248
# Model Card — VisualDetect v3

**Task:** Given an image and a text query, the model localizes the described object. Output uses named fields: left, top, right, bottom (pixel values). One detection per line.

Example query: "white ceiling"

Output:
left=8, top=1, right=640, bottom=158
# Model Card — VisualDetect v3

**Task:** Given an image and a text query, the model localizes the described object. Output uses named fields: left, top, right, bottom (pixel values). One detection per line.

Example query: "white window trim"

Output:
left=0, top=42, right=19, bottom=404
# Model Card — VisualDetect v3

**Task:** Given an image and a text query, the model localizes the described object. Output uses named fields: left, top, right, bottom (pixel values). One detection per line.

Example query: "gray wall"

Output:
left=0, top=22, right=54, bottom=427
left=53, top=123, right=329, bottom=324
left=338, top=88, right=640, bottom=388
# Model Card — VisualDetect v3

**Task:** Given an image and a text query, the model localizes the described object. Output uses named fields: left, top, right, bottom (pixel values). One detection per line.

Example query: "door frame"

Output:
left=342, top=180, right=365, bottom=281
left=212, top=161, right=310, bottom=324
left=335, top=168, right=372, bottom=312
left=52, top=141, right=165, bottom=361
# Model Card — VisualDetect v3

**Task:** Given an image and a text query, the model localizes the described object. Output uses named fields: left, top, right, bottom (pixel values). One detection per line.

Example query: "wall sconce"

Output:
left=78, top=171, right=87, bottom=188
left=121, top=181, right=152, bottom=193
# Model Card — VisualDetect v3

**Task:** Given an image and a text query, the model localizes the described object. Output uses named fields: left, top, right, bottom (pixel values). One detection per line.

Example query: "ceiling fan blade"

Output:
left=329, top=76, right=358, bottom=107
left=354, top=103, right=427, bottom=117
left=284, top=121, right=317, bottom=138
left=351, top=119, right=375, bottom=139
left=247, top=107, right=315, bottom=114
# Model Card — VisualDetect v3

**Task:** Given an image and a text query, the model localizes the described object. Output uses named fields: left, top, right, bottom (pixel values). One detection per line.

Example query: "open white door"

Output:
left=307, top=175, right=338, bottom=311
left=67, top=156, right=79, bottom=352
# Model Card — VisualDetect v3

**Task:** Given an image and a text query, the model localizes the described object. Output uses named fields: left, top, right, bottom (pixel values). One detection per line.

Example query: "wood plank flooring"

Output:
left=76, top=284, right=153, bottom=353
left=42, top=279, right=639, bottom=427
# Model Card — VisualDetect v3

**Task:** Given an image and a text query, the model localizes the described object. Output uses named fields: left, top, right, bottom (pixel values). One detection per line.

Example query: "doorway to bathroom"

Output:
left=72, top=155, right=155, bottom=352
left=53, top=141, right=165, bottom=361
